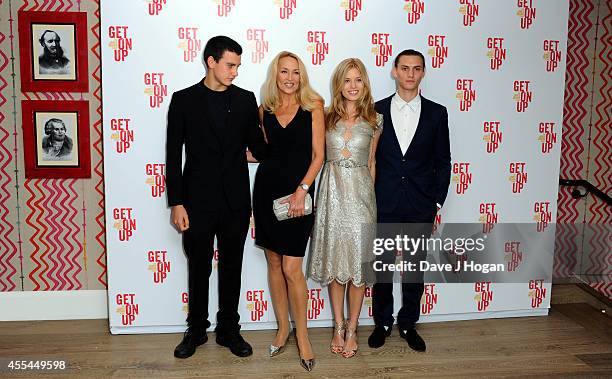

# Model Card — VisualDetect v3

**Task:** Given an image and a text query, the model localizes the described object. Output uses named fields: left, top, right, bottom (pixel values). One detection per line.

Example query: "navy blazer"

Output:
left=374, top=94, right=451, bottom=219
left=165, top=82, right=267, bottom=212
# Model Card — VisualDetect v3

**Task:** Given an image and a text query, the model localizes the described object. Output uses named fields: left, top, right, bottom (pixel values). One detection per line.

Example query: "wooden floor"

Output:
left=1, top=295, right=611, bottom=378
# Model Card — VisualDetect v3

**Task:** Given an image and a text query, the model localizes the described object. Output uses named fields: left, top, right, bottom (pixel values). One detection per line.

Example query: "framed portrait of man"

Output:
left=35, top=112, right=79, bottom=166
left=22, top=100, right=91, bottom=178
left=32, top=25, right=76, bottom=80
left=18, top=11, right=89, bottom=92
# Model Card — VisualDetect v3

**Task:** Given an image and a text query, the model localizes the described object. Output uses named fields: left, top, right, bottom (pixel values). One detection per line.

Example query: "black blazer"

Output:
left=374, top=94, right=451, bottom=219
left=165, top=81, right=267, bottom=212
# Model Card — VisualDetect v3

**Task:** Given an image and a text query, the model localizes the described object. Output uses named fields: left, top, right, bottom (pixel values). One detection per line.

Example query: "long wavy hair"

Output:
left=326, top=58, right=378, bottom=130
left=261, top=51, right=323, bottom=112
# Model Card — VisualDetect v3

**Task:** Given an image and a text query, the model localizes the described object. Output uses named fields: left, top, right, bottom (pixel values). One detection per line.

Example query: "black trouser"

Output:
left=183, top=202, right=251, bottom=334
left=372, top=211, right=434, bottom=330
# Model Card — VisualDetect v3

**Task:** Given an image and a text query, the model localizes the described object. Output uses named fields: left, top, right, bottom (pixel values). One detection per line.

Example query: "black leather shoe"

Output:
left=368, top=325, right=392, bottom=348
left=216, top=331, right=253, bottom=357
left=174, top=327, right=208, bottom=358
left=399, top=328, right=426, bottom=352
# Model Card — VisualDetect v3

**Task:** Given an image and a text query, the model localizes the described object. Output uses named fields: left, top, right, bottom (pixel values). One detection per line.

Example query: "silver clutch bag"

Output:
left=273, top=193, right=313, bottom=221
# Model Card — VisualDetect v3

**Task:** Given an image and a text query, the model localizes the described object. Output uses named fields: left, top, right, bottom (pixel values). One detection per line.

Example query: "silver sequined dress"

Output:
left=307, top=114, right=382, bottom=286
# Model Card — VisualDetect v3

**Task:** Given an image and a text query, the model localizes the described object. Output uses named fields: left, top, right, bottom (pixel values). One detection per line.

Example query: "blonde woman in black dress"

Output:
left=252, top=51, right=324, bottom=371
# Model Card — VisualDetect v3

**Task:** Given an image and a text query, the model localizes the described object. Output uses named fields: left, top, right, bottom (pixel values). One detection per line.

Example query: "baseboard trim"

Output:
left=0, top=290, right=108, bottom=321
left=0, top=290, right=548, bottom=325
left=110, top=308, right=549, bottom=334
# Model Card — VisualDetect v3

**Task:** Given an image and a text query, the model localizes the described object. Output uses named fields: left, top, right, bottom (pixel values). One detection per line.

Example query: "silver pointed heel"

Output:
left=295, top=328, right=315, bottom=372
left=300, top=357, right=315, bottom=372
left=269, top=344, right=286, bottom=357
left=269, top=329, right=289, bottom=357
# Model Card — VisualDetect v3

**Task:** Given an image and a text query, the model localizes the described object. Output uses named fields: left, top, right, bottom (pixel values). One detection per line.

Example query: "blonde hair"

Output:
left=261, top=51, right=323, bottom=112
left=326, top=58, right=378, bottom=130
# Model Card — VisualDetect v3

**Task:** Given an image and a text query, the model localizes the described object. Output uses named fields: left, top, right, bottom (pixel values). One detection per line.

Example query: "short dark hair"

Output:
left=39, top=30, right=60, bottom=45
left=203, top=36, right=242, bottom=68
left=394, top=49, right=426, bottom=70
left=44, top=118, right=66, bottom=135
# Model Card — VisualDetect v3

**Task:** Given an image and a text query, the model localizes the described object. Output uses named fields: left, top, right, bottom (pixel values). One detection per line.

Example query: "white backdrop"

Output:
left=101, top=0, right=568, bottom=334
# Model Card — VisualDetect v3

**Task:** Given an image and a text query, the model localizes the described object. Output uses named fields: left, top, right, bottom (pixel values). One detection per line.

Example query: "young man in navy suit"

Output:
left=166, top=36, right=267, bottom=359
left=368, top=50, right=451, bottom=352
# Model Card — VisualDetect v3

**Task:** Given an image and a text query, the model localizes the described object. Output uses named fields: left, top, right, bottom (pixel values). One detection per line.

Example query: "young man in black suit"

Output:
left=369, top=49, right=451, bottom=352
left=166, top=36, right=267, bottom=359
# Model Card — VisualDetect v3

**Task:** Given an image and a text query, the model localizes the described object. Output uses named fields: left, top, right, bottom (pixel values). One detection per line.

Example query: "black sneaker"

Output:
left=368, top=325, right=392, bottom=348
left=216, top=331, right=253, bottom=357
left=174, top=327, right=208, bottom=359
left=399, top=328, right=426, bottom=352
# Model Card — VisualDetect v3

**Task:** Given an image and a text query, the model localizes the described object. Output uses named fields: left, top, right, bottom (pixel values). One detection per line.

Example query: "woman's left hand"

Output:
left=283, top=189, right=307, bottom=218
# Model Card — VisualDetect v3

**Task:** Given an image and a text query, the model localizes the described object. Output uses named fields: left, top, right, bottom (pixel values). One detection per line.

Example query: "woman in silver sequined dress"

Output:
left=307, top=58, right=382, bottom=358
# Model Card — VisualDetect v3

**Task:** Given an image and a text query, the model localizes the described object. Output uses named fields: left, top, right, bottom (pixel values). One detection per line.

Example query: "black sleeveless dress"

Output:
left=253, top=107, right=315, bottom=257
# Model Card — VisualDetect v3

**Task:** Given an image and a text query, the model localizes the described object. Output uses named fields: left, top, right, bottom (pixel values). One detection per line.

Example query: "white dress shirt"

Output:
left=391, top=93, right=441, bottom=209
left=391, top=93, right=421, bottom=155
